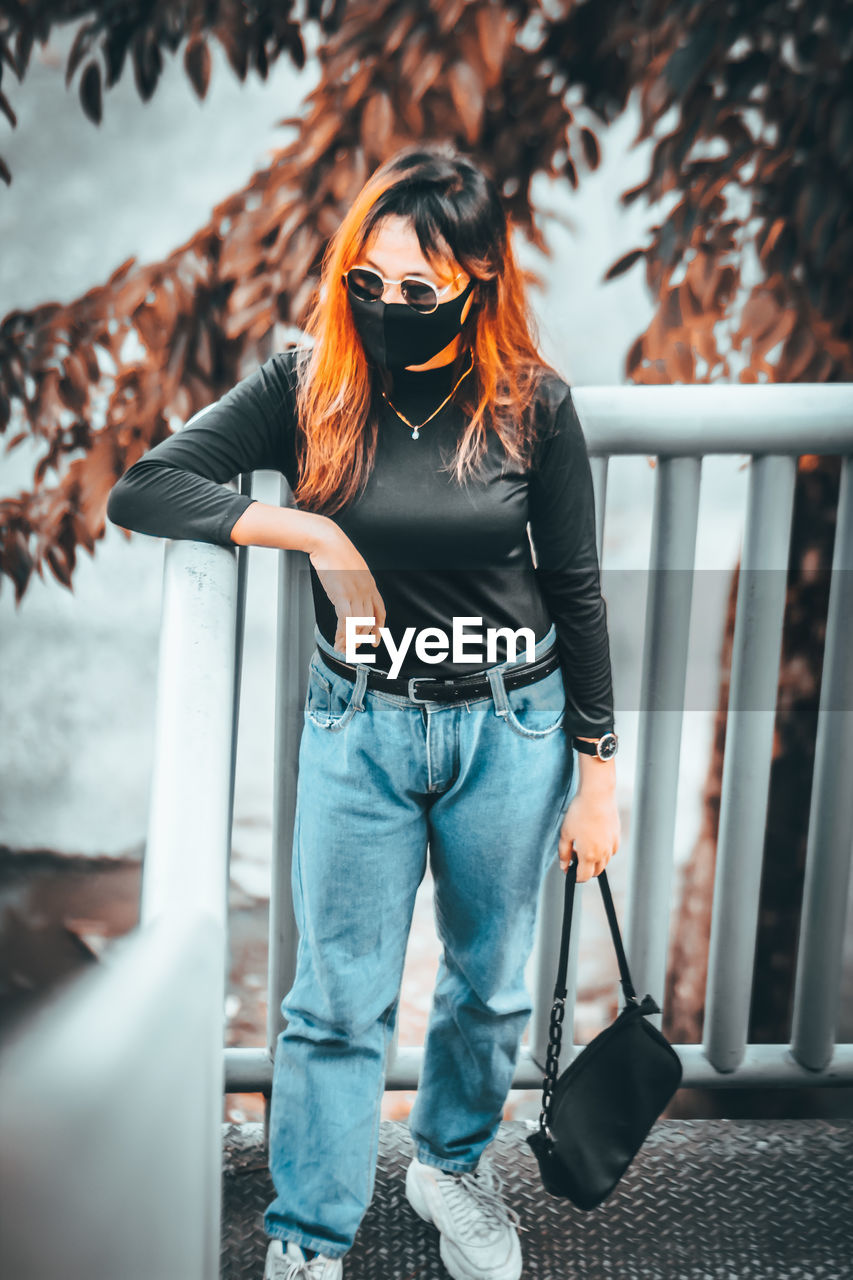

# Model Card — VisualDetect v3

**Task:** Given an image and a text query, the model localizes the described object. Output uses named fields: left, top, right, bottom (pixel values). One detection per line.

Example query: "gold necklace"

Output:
left=380, top=349, right=475, bottom=439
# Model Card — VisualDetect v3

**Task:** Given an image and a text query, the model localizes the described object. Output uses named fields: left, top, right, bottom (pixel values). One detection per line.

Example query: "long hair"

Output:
left=291, top=142, right=557, bottom=516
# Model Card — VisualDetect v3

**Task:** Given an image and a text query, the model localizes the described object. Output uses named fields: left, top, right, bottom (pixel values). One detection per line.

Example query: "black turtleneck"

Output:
left=106, top=346, right=615, bottom=736
left=386, top=353, right=467, bottom=420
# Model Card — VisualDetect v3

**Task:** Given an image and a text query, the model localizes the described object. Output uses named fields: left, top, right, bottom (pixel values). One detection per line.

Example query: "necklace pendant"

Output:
left=382, top=349, right=475, bottom=442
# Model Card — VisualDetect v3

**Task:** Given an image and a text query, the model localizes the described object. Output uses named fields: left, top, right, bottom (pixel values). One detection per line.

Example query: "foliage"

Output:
left=0, top=0, right=315, bottom=188
left=546, top=0, right=853, bottom=385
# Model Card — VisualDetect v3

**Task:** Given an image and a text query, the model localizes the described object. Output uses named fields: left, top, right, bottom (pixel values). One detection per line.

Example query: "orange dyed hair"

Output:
left=290, top=142, right=558, bottom=516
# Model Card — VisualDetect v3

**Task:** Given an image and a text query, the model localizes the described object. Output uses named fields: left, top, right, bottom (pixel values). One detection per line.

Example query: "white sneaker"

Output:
left=263, top=1238, right=343, bottom=1279
left=405, top=1154, right=523, bottom=1280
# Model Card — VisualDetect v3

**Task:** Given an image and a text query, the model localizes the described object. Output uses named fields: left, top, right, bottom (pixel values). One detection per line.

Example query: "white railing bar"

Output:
left=624, top=458, right=702, bottom=1026
left=704, top=456, right=798, bottom=1071
left=140, top=537, right=240, bottom=1278
left=791, top=455, right=853, bottom=1070
left=266, top=482, right=318, bottom=1137
left=572, top=384, right=853, bottom=455
left=589, top=454, right=609, bottom=555
left=141, top=539, right=240, bottom=929
left=224, top=1041, right=853, bottom=1093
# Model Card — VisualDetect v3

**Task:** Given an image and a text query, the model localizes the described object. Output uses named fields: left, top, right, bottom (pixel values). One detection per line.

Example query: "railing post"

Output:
left=624, top=456, right=702, bottom=1025
left=790, top=455, right=853, bottom=1070
left=704, top=455, right=797, bottom=1072
left=265, top=483, right=317, bottom=1144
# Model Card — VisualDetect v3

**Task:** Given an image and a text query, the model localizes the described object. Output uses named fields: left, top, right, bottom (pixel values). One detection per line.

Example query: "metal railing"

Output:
left=229, top=383, right=853, bottom=1097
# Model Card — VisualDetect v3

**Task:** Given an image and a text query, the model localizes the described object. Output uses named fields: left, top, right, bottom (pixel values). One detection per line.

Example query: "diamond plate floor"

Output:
left=222, top=1117, right=853, bottom=1280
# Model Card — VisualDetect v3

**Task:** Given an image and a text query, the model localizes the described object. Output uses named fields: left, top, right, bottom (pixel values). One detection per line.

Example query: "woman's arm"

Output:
left=527, top=386, right=616, bottom=743
left=528, top=385, right=620, bottom=881
left=107, top=350, right=387, bottom=642
left=106, top=353, right=302, bottom=547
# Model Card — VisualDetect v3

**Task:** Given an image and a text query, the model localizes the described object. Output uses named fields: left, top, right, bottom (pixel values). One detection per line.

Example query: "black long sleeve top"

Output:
left=106, top=347, right=615, bottom=737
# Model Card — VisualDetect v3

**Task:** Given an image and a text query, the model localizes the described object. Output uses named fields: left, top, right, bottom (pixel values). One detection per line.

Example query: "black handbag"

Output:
left=526, top=855, right=683, bottom=1209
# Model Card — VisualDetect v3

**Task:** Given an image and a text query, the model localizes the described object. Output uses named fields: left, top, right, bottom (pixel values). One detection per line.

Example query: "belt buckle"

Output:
left=408, top=676, right=442, bottom=704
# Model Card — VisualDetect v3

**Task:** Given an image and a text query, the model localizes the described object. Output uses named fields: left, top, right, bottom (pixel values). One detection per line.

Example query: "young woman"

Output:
left=107, top=142, right=620, bottom=1280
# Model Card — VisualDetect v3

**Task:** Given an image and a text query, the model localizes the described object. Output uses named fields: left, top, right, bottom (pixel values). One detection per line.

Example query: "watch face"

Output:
left=597, top=732, right=618, bottom=761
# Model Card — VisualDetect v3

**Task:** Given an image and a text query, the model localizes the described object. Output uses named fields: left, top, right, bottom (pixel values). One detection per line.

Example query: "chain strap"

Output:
left=538, top=995, right=566, bottom=1135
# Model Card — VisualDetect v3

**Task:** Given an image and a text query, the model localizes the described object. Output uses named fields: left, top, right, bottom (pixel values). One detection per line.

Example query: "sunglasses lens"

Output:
left=345, top=267, right=441, bottom=312
left=346, top=268, right=384, bottom=303
left=401, top=280, right=439, bottom=313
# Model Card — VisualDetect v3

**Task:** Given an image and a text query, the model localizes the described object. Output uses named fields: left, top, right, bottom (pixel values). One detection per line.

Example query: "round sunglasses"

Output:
left=342, top=265, right=464, bottom=315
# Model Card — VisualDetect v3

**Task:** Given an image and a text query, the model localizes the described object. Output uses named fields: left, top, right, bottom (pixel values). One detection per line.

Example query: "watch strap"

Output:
left=572, top=731, right=618, bottom=759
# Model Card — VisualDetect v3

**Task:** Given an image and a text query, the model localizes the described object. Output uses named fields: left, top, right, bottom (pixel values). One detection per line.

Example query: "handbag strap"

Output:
left=553, top=857, right=638, bottom=1003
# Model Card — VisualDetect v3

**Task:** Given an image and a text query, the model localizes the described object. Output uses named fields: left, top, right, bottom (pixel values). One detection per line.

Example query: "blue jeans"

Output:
left=263, top=621, right=578, bottom=1259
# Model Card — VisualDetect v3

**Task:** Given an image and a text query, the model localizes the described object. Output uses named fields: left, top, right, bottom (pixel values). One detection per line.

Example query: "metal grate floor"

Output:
left=222, top=1117, right=853, bottom=1280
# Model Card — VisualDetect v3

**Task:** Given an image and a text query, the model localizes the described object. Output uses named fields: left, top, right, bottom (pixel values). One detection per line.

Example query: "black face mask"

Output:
left=348, top=279, right=475, bottom=370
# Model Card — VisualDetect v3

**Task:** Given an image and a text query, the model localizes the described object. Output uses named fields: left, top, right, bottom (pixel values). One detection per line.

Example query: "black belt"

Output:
left=317, top=644, right=561, bottom=705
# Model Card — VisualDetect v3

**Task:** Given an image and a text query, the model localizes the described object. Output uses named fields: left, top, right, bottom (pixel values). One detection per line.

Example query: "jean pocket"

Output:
left=501, top=663, right=566, bottom=739
left=304, top=653, right=359, bottom=733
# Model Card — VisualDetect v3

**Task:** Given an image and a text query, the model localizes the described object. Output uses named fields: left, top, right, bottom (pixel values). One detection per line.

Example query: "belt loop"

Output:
left=352, top=662, right=368, bottom=711
left=487, top=666, right=509, bottom=719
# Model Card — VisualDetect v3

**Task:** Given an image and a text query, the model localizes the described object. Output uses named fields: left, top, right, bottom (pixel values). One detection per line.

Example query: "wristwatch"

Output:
left=571, top=731, right=619, bottom=762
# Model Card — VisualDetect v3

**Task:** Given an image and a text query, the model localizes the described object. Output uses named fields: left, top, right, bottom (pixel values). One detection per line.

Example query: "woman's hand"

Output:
left=307, top=518, right=387, bottom=653
left=558, top=782, right=621, bottom=882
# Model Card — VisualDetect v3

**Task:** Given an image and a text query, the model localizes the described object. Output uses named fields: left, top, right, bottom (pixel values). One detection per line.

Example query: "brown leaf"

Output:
left=132, top=29, right=163, bottom=102
left=343, top=62, right=374, bottom=109
left=299, top=109, right=340, bottom=165
left=134, top=301, right=163, bottom=351
left=386, top=8, right=419, bottom=55
left=475, top=7, right=514, bottom=82
left=408, top=50, right=443, bottom=103
left=400, top=95, right=425, bottom=136
left=448, top=62, right=484, bottom=144
left=604, top=248, right=645, bottom=280
left=184, top=37, right=211, bottom=100
left=712, top=265, right=738, bottom=309
left=220, top=24, right=249, bottom=80
left=45, top=545, right=73, bottom=589
left=57, top=369, right=87, bottom=412
left=65, top=21, right=98, bottom=89
left=104, top=20, right=133, bottom=88
left=671, top=341, right=695, bottom=381
left=107, top=256, right=138, bottom=286
left=1, top=530, right=34, bottom=602
left=580, top=126, right=600, bottom=170
left=79, top=61, right=102, bottom=125
left=361, top=92, right=394, bottom=155
left=65, top=351, right=91, bottom=399
left=620, top=176, right=653, bottom=207
left=437, top=0, right=467, bottom=35
left=781, top=328, right=817, bottom=380
left=0, top=89, right=17, bottom=129
left=627, top=336, right=645, bottom=374
left=738, top=290, right=781, bottom=341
